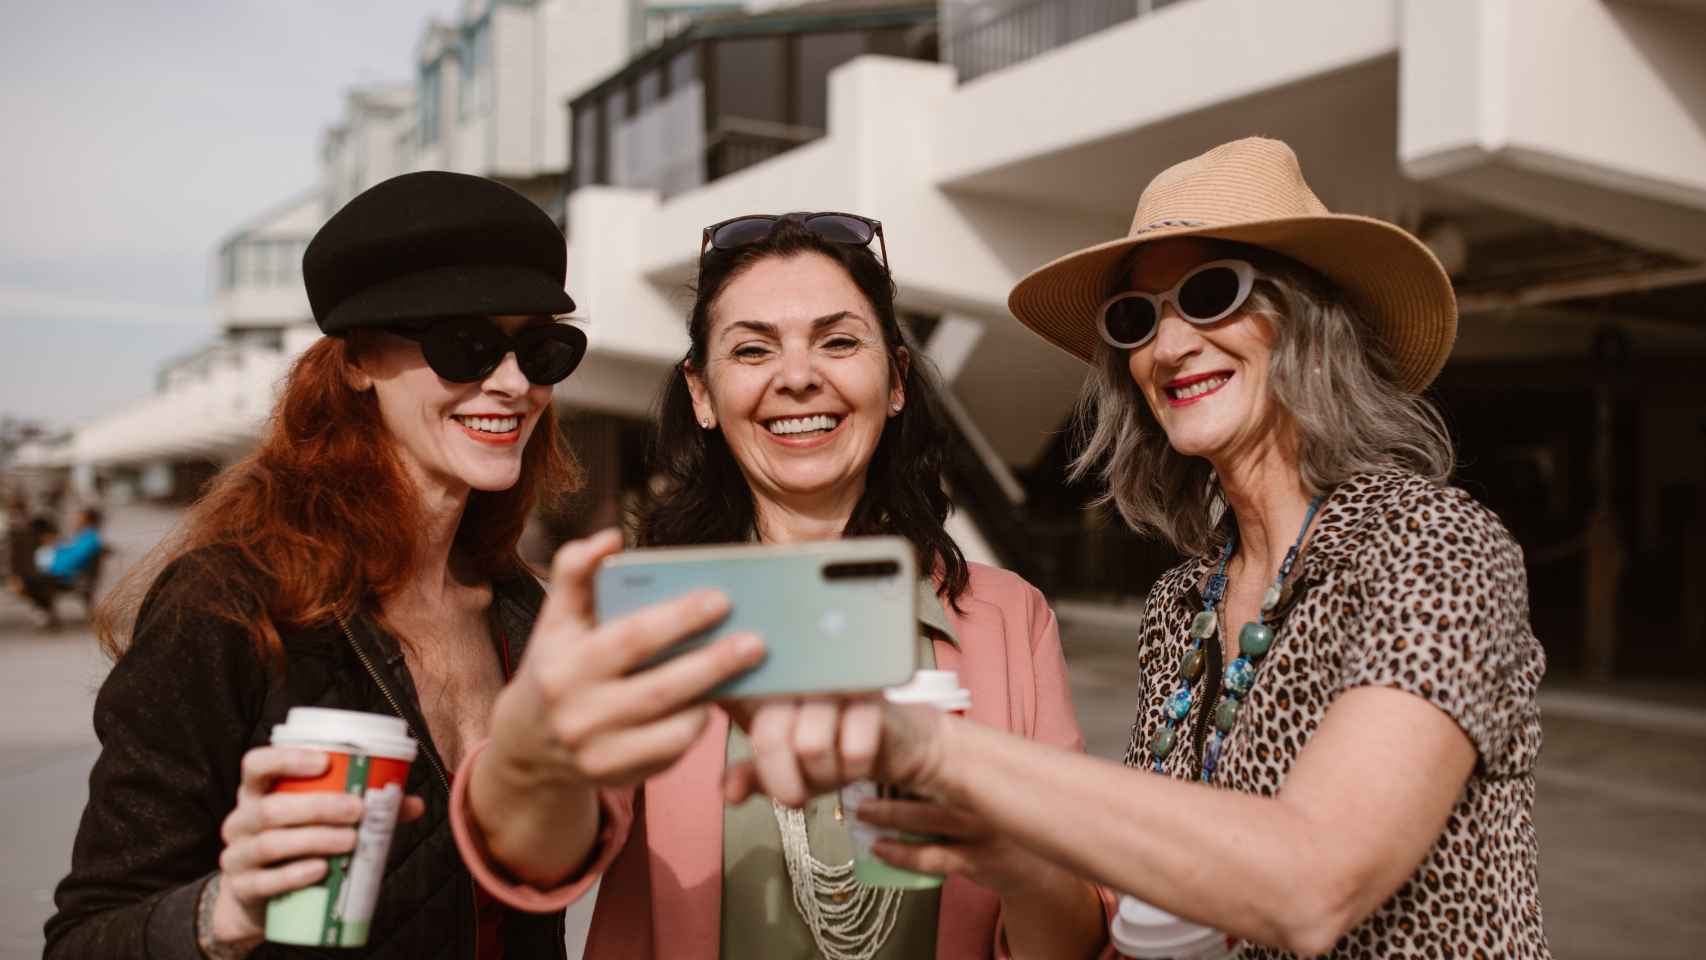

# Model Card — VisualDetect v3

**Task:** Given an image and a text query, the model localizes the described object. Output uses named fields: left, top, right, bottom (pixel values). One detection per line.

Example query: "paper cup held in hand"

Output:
left=841, top=670, right=969, bottom=889
left=263, top=707, right=418, bottom=948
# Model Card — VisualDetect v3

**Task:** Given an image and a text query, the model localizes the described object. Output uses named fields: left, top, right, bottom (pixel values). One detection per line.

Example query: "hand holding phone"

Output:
left=473, top=530, right=766, bottom=886
left=595, top=537, right=919, bottom=699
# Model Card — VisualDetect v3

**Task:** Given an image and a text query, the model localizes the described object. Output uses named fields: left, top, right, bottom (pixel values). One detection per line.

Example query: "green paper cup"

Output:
left=840, top=670, right=970, bottom=889
left=263, top=708, right=418, bottom=948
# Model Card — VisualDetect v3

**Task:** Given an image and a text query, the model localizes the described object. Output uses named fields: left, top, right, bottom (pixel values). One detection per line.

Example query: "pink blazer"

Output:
left=451, top=562, right=1099, bottom=959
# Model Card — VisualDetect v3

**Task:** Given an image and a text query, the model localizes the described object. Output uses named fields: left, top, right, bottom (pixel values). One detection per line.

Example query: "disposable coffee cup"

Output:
left=1109, top=895, right=1238, bottom=959
left=263, top=707, right=418, bottom=948
left=841, top=670, right=971, bottom=889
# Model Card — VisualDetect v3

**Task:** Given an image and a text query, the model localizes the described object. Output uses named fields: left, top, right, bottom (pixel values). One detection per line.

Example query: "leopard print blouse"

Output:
left=1123, top=471, right=1550, bottom=958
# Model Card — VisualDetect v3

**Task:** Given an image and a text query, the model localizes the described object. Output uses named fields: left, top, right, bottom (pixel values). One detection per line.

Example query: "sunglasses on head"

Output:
left=700, top=212, right=888, bottom=269
left=386, top=316, right=588, bottom=385
left=1097, top=259, right=1257, bottom=350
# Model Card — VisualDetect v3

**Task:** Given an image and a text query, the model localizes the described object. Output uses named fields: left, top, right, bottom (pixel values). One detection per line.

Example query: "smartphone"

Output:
left=594, top=536, right=918, bottom=699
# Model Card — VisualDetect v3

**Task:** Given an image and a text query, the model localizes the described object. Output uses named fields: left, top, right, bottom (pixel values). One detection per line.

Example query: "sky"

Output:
left=0, top=0, right=461, bottom=430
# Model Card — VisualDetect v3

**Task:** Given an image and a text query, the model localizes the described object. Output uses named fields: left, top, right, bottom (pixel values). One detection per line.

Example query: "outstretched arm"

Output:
left=460, top=530, right=764, bottom=891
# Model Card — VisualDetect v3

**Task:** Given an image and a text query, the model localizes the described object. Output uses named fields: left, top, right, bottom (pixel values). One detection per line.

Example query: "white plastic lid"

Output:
left=1108, top=895, right=1230, bottom=958
left=270, top=707, right=418, bottom=761
left=883, top=669, right=971, bottom=711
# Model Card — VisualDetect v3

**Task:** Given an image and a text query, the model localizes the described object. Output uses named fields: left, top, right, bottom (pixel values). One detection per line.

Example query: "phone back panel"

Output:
left=595, top=537, right=918, bottom=699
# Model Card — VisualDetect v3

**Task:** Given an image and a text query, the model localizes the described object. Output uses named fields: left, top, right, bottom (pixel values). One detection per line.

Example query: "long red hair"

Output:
left=97, top=333, right=582, bottom=664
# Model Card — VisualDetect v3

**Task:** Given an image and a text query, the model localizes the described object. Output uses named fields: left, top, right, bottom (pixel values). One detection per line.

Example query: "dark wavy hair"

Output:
left=633, top=217, right=969, bottom=606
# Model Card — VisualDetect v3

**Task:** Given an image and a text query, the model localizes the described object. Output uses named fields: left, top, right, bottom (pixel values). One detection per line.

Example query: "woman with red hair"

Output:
left=44, top=173, right=758, bottom=960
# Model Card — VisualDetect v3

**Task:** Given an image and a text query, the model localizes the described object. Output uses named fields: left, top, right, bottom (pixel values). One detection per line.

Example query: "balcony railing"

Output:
left=945, top=0, right=1189, bottom=83
left=704, top=117, right=823, bottom=188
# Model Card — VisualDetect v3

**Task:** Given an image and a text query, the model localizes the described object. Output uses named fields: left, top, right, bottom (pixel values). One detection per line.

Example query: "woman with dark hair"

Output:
left=449, top=214, right=1109, bottom=958
left=725, top=140, right=1550, bottom=958
left=44, top=172, right=756, bottom=959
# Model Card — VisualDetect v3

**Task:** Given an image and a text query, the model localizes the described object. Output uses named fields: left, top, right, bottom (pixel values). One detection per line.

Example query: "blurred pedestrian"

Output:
left=18, top=506, right=103, bottom=629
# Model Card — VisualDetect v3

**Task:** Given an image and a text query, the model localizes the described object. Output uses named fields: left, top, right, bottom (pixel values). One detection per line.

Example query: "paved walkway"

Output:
left=0, top=503, right=177, bottom=959
left=3, top=503, right=1702, bottom=958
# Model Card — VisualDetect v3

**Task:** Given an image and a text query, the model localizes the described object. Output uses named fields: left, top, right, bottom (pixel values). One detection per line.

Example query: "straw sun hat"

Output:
left=1007, top=137, right=1457, bottom=392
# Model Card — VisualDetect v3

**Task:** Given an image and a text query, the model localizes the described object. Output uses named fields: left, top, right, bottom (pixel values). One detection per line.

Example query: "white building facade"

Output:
left=24, top=0, right=1706, bottom=675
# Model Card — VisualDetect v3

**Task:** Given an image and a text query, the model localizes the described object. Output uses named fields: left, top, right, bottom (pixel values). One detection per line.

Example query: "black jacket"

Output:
left=44, top=554, right=567, bottom=959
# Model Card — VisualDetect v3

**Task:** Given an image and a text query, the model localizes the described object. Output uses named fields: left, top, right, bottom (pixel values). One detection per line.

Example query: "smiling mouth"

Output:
left=452, top=414, right=522, bottom=434
left=765, top=414, right=842, bottom=438
left=1165, top=374, right=1231, bottom=405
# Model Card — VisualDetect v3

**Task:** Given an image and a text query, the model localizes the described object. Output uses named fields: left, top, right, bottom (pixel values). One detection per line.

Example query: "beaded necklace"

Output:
left=1150, top=494, right=1325, bottom=781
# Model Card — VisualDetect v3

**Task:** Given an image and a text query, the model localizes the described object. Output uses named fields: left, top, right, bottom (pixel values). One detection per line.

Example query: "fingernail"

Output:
left=734, top=633, right=763, bottom=657
left=700, top=592, right=730, bottom=614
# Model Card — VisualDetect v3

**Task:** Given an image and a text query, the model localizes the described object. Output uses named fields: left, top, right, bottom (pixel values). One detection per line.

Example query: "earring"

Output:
left=700, top=418, right=712, bottom=429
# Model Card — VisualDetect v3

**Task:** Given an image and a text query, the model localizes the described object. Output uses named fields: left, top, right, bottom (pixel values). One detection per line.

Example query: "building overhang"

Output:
left=1400, top=0, right=1706, bottom=261
left=933, top=0, right=1401, bottom=208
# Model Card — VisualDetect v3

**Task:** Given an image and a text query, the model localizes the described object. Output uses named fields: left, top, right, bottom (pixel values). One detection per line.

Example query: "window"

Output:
left=460, top=18, right=492, bottom=122
left=668, top=45, right=699, bottom=94
left=712, top=36, right=786, bottom=126
left=794, top=31, right=867, bottom=131
left=636, top=66, right=662, bottom=112
left=661, top=47, right=705, bottom=195
left=604, top=87, right=629, bottom=185
left=573, top=102, right=601, bottom=187
left=275, top=240, right=300, bottom=286
left=419, top=62, right=443, bottom=145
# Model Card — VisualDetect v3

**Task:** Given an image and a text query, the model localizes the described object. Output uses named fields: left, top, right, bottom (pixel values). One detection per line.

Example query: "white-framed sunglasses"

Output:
left=1096, top=259, right=1257, bottom=350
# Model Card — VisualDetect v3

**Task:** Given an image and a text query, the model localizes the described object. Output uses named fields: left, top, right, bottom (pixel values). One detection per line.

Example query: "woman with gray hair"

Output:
left=721, top=138, right=1550, bottom=958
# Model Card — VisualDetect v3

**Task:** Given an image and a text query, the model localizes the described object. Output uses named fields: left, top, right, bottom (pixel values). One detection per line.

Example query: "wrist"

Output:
left=469, top=738, right=598, bottom=884
left=196, top=874, right=258, bottom=960
left=912, top=710, right=964, bottom=803
left=467, top=740, right=528, bottom=848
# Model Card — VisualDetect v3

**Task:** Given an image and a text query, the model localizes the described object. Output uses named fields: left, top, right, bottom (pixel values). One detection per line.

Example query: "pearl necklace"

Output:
left=773, top=800, right=904, bottom=960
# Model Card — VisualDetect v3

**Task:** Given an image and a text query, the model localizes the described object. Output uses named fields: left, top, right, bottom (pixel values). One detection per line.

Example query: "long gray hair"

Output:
left=1068, top=242, right=1455, bottom=555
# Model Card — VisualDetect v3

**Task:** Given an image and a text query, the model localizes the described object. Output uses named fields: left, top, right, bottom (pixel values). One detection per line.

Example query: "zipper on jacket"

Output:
left=338, top=617, right=482, bottom=959
left=338, top=617, right=452, bottom=793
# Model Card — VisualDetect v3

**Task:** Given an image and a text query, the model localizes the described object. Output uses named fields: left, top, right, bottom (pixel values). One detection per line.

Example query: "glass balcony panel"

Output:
left=713, top=36, right=786, bottom=126
left=573, top=102, right=601, bottom=187
left=795, top=31, right=866, bottom=131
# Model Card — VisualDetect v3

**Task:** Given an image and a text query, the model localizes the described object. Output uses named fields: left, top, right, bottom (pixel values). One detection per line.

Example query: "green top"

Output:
left=719, top=577, right=958, bottom=958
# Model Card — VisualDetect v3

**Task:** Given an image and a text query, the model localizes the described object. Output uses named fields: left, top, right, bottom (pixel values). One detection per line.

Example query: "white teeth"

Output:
left=1169, top=376, right=1229, bottom=400
left=456, top=415, right=520, bottom=434
left=766, top=414, right=841, bottom=436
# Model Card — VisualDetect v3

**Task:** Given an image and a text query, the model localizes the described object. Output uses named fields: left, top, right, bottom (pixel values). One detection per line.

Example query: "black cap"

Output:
left=303, top=171, right=576, bottom=334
